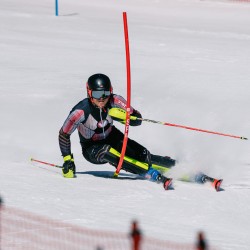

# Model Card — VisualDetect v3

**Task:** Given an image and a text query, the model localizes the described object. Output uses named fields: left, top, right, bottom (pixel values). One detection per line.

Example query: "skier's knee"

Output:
left=85, top=144, right=111, bottom=164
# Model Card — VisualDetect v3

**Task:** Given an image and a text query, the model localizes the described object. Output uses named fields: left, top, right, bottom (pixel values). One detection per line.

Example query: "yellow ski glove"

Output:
left=62, top=154, right=75, bottom=178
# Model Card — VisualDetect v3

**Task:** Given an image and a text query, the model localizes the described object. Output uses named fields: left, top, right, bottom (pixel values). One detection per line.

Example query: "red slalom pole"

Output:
left=114, top=12, right=131, bottom=177
left=30, top=158, right=62, bottom=168
left=138, top=118, right=248, bottom=140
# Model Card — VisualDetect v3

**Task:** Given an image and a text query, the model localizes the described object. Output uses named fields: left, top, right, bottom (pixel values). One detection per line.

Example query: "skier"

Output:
left=58, top=73, right=175, bottom=190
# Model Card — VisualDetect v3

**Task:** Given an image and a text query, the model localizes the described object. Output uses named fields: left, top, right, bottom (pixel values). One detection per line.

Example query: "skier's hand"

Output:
left=108, top=108, right=142, bottom=126
left=62, top=154, right=75, bottom=178
left=130, top=110, right=142, bottom=126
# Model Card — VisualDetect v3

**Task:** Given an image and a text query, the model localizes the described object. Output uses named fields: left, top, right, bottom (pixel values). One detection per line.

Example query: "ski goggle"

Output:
left=91, top=90, right=111, bottom=99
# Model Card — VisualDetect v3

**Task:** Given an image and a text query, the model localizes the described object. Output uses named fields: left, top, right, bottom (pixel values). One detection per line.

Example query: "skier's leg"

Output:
left=107, top=127, right=152, bottom=165
left=83, top=144, right=171, bottom=189
left=103, top=146, right=149, bottom=175
left=151, top=154, right=176, bottom=168
left=82, top=144, right=149, bottom=175
left=105, top=146, right=172, bottom=189
left=82, top=144, right=109, bottom=165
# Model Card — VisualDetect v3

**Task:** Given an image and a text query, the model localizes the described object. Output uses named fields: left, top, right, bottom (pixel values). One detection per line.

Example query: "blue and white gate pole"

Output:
left=55, top=0, right=58, bottom=16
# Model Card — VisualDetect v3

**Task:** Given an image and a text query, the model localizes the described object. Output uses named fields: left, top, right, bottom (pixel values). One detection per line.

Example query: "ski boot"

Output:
left=157, top=175, right=173, bottom=190
left=145, top=168, right=172, bottom=190
left=195, top=172, right=223, bottom=191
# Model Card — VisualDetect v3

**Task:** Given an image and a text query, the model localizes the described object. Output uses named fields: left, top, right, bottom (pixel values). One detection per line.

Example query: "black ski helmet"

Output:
left=86, top=73, right=113, bottom=99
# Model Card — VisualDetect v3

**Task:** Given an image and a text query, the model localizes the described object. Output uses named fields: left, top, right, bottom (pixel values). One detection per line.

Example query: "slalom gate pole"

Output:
left=30, top=158, right=62, bottom=168
left=137, top=118, right=248, bottom=140
left=114, top=12, right=131, bottom=178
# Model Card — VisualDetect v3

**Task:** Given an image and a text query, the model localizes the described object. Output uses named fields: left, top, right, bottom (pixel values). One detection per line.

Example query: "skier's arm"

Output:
left=59, top=109, right=85, bottom=178
left=59, top=109, right=85, bottom=156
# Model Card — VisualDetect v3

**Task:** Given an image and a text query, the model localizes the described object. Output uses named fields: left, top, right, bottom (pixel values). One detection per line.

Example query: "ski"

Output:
left=180, top=172, right=223, bottom=191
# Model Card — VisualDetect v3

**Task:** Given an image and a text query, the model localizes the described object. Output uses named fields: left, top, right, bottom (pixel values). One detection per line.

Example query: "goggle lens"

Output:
left=92, top=90, right=111, bottom=99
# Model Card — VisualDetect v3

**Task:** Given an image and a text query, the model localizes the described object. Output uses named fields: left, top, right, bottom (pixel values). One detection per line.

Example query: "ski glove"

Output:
left=130, top=110, right=142, bottom=126
left=62, top=154, right=75, bottom=178
left=108, top=108, right=142, bottom=126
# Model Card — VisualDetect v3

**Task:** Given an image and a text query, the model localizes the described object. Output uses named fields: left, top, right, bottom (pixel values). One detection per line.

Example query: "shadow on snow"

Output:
left=76, top=170, right=145, bottom=180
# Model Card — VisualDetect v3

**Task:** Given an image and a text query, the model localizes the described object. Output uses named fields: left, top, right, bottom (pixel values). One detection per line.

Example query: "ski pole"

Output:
left=30, top=158, right=62, bottom=168
left=108, top=108, right=248, bottom=140
left=137, top=118, right=248, bottom=140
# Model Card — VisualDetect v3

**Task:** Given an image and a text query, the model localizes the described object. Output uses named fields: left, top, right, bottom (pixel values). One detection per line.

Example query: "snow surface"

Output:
left=1, top=0, right=250, bottom=249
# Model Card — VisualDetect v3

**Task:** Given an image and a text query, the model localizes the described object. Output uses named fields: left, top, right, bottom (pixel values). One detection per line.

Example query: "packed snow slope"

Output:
left=1, top=0, right=250, bottom=249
